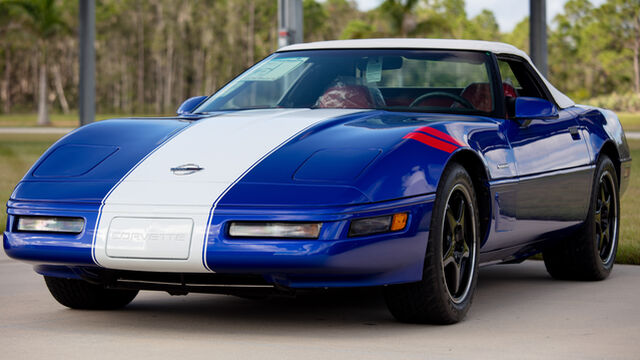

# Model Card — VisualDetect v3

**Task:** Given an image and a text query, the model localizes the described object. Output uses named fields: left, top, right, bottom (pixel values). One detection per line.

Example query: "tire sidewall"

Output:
left=587, top=156, right=620, bottom=273
left=426, top=163, right=480, bottom=317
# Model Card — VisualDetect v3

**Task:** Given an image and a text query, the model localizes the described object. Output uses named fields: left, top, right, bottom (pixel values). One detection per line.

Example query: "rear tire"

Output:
left=44, top=276, right=138, bottom=310
left=543, top=155, right=619, bottom=280
left=384, top=163, right=480, bottom=324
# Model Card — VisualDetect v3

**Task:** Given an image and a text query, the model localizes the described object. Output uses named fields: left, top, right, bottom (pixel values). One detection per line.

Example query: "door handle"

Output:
left=568, top=126, right=581, bottom=140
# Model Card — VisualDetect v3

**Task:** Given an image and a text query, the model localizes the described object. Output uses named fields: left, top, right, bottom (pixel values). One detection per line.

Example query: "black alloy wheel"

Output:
left=543, top=155, right=619, bottom=281
left=384, top=163, right=479, bottom=324
left=594, top=170, right=617, bottom=264
left=442, top=184, right=476, bottom=304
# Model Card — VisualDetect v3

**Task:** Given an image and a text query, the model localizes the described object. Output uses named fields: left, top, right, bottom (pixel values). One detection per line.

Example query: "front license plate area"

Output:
left=106, top=217, right=193, bottom=260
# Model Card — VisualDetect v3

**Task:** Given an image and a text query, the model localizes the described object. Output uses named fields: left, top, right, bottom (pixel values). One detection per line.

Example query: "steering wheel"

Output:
left=409, top=91, right=475, bottom=109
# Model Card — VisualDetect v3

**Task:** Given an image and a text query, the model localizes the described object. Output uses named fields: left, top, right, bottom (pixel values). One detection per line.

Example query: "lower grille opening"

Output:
left=79, top=269, right=280, bottom=296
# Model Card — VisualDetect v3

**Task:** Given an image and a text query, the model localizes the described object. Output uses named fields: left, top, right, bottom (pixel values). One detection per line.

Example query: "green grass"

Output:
left=0, top=113, right=169, bottom=128
left=619, top=113, right=640, bottom=132
left=1, top=133, right=640, bottom=264
left=619, top=139, right=640, bottom=264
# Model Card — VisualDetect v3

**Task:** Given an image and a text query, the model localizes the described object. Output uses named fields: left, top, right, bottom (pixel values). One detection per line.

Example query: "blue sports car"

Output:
left=3, top=39, right=631, bottom=324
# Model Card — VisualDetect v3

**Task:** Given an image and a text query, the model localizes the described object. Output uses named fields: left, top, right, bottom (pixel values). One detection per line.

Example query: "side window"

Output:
left=497, top=58, right=548, bottom=100
left=498, top=61, right=521, bottom=89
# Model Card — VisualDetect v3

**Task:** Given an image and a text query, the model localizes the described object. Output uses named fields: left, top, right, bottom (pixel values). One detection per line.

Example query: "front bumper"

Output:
left=4, top=194, right=434, bottom=288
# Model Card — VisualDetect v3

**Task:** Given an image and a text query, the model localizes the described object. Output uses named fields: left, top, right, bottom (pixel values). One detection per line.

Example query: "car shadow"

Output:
left=62, top=261, right=589, bottom=335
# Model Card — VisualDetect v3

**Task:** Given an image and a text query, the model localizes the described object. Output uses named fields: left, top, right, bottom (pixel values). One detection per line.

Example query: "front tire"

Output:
left=44, top=276, right=138, bottom=310
left=385, top=163, right=480, bottom=324
left=543, top=155, right=619, bottom=280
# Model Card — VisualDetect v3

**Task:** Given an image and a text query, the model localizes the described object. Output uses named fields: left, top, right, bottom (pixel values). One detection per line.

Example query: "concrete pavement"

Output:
left=625, top=131, right=640, bottom=140
left=0, top=127, right=75, bottom=134
left=1, top=248, right=639, bottom=360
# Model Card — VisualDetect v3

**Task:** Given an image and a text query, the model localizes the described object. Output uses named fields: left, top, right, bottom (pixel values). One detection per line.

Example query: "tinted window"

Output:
left=497, top=58, right=547, bottom=99
left=195, top=49, right=495, bottom=115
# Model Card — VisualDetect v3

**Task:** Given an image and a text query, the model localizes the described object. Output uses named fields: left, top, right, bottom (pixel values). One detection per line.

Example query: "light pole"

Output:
left=278, top=0, right=303, bottom=48
left=529, top=0, right=548, bottom=77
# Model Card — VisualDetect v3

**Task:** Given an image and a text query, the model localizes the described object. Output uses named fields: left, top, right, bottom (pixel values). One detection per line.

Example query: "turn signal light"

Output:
left=391, top=213, right=408, bottom=231
left=348, top=212, right=409, bottom=237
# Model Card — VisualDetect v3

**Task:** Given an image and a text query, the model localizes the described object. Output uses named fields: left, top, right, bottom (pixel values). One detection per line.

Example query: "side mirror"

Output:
left=176, top=96, right=207, bottom=115
left=512, top=97, right=558, bottom=119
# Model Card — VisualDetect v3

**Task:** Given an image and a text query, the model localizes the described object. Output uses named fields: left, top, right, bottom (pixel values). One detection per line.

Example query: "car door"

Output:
left=498, top=57, right=593, bottom=246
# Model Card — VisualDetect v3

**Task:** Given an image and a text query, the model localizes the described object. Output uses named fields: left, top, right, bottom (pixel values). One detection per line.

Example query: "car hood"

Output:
left=12, top=109, right=492, bottom=207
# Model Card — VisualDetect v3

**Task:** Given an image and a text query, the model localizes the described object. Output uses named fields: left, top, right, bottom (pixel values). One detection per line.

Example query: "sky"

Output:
left=353, top=0, right=606, bottom=32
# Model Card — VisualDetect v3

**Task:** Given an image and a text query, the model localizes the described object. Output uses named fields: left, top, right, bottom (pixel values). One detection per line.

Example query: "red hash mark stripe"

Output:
left=403, top=132, right=458, bottom=153
left=414, top=126, right=465, bottom=147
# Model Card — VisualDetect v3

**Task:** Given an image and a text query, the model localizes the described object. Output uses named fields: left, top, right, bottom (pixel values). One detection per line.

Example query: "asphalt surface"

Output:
left=0, top=127, right=75, bottom=134
left=1, top=249, right=639, bottom=360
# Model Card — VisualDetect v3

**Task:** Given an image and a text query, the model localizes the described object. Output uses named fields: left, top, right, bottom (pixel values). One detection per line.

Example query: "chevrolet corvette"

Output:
left=3, top=39, right=631, bottom=324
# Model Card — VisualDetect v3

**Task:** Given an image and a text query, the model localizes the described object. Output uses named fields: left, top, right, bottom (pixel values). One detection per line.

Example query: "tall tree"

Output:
left=379, top=0, right=420, bottom=37
left=303, top=0, right=329, bottom=41
left=0, top=1, right=13, bottom=114
left=323, top=0, right=360, bottom=39
left=4, top=0, right=69, bottom=125
left=465, top=9, right=500, bottom=41
left=0, top=0, right=638, bottom=117
left=340, top=20, right=376, bottom=39
left=601, top=0, right=640, bottom=94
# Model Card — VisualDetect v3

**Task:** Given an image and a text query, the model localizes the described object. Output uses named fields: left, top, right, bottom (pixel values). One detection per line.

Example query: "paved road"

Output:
left=626, top=131, right=640, bottom=139
left=0, top=127, right=75, bottom=134
left=1, top=250, right=638, bottom=360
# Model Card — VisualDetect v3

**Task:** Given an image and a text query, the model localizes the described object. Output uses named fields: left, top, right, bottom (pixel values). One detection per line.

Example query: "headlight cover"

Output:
left=228, top=222, right=322, bottom=239
left=16, top=216, right=85, bottom=234
left=348, top=213, right=408, bottom=237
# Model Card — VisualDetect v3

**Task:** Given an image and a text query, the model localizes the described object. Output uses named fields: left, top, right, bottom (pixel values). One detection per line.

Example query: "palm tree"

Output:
left=4, top=0, right=69, bottom=126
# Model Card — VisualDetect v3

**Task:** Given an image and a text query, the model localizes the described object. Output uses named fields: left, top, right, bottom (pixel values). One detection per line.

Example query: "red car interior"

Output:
left=315, top=85, right=376, bottom=109
left=385, top=82, right=519, bottom=112
left=316, top=82, right=519, bottom=111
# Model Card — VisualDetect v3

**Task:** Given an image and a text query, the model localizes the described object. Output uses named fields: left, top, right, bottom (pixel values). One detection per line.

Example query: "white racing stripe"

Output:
left=92, top=108, right=364, bottom=272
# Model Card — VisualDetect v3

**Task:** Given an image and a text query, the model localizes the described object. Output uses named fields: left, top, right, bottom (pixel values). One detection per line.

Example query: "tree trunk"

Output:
left=634, top=39, right=640, bottom=95
left=1, top=48, right=10, bottom=114
left=204, top=50, right=213, bottom=94
left=154, top=59, right=162, bottom=114
left=32, top=54, right=38, bottom=105
left=37, top=51, right=50, bottom=126
left=121, top=51, right=130, bottom=113
left=247, top=0, right=255, bottom=67
left=163, top=33, right=174, bottom=113
left=52, top=64, right=69, bottom=114
left=193, top=48, right=203, bottom=95
left=113, top=51, right=120, bottom=111
left=137, top=3, right=145, bottom=113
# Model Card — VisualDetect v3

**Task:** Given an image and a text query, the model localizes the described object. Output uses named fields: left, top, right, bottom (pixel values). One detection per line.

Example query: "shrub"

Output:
left=583, top=92, right=640, bottom=112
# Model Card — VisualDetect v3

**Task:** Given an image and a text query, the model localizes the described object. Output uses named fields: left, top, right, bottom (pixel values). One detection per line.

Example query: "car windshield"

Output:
left=193, top=49, right=495, bottom=115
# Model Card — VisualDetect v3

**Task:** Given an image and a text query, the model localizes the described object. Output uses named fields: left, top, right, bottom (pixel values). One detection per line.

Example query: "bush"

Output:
left=584, top=92, right=640, bottom=112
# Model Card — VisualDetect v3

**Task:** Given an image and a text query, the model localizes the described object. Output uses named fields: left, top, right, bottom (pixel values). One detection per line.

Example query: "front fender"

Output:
left=354, top=120, right=508, bottom=202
